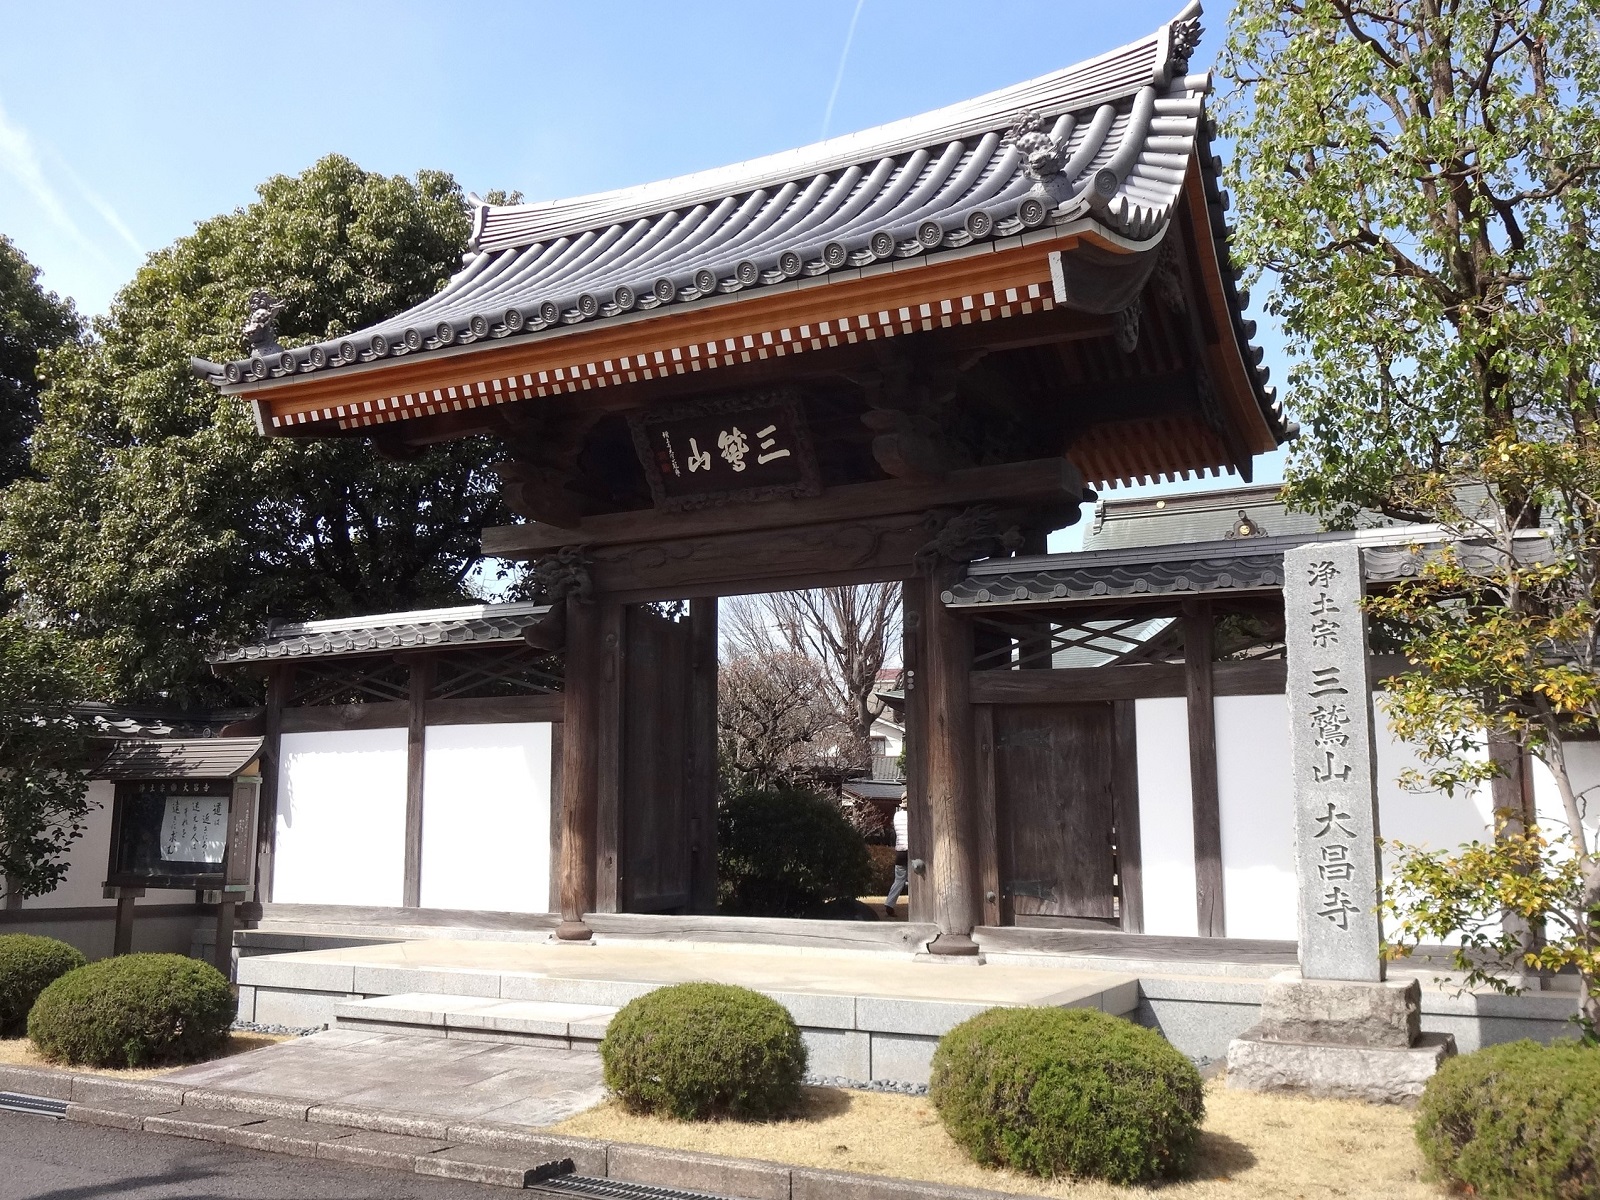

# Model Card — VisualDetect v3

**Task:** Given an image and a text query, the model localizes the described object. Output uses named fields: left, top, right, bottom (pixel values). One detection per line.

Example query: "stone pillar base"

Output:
left=1225, top=971, right=1455, bottom=1103
left=1226, top=1028, right=1455, bottom=1104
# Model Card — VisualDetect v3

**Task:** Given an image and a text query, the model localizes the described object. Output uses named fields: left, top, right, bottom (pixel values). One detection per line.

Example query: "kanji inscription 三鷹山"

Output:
left=1284, top=541, right=1385, bottom=981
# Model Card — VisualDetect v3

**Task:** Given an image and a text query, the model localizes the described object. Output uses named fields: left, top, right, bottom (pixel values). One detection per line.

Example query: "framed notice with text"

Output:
left=627, top=390, right=822, bottom=513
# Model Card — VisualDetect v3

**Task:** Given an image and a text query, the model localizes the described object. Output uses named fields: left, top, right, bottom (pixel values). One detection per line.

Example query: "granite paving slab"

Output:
left=163, top=1030, right=604, bottom=1127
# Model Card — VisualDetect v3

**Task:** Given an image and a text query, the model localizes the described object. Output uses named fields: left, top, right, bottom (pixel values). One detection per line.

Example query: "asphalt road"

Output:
left=0, top=1110, right=512, bottom=1199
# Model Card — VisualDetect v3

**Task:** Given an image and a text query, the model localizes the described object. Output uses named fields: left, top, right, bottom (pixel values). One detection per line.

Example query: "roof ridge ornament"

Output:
left=242, top=289, right=286, bottom=357
left=1169, top=10, right=1203, bottom=75
left=1003, top=109, right=1075, bottom=210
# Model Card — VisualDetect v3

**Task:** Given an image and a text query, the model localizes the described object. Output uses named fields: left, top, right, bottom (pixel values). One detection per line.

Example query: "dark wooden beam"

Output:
left=575, top=513, right=935, bottom=602
left=968, top=659, right=1287, bottom=703
left=482, top=458, right=1085, bottom=558
left=557, top=595, right=602, bottom=941
left=1111, top=698, right=1143, bottom=934
left=923, top=567, right=982, bottom=955
left=403, top=657, right=433, bottom=909
left=280, top=701, right=409, bottom=734
left=429, top=695, right=565, bottom=725
left=1183, top=600, right=1224, bottom=938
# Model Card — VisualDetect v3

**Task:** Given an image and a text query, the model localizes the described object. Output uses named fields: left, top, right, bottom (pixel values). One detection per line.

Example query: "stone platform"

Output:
left=236, top=938, right=1140, bottom=1085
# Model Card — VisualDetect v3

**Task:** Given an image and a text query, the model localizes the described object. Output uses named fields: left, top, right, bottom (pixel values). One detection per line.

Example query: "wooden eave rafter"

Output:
left=231, top=235, right=1086, bottom=436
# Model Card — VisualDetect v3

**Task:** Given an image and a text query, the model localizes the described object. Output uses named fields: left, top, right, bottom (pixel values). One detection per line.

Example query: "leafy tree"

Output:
left=1223, top=2, right=1600, bottom=1031
left=0, top=617, right=91, bottom=902
left=0, top=156, right=510, bottom=705
left=0, top=235, right=79, bottom=490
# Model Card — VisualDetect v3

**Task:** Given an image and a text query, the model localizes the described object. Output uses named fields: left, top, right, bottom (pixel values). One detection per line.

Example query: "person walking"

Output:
left=884, top=796, right=909, bottom=918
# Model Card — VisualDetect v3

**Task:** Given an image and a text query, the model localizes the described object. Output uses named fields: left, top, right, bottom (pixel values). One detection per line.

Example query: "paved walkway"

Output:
left=166, top=1029, right=606, bottom=1128
left=251, top=936, right=1135, bottom=1007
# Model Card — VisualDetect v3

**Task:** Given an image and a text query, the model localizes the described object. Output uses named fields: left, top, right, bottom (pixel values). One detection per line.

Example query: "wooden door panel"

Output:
left=995, top=703, right=1116, bottom=919
left=622, top=607, right=693, bottom=911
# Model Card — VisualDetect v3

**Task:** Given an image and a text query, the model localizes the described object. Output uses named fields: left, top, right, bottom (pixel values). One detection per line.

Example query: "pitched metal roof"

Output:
left=95, top=737, right=264, bottom=781
left=213, top=600, right=550, bottom=664
left=200, top=4, right=1268, bottom=416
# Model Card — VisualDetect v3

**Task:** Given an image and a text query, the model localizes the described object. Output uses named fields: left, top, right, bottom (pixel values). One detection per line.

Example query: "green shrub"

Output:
left=717, top=786, right=872, bottom=917
left=29, top=953, right=234, bottom=1068
left=600, top=982, right=807, bottom=1120
left=930, top=1007, right=1204, bottom=1184
left=0, top=935, right=84, bottom=1035
left=1416, top=1039, right=1600, bottom=1198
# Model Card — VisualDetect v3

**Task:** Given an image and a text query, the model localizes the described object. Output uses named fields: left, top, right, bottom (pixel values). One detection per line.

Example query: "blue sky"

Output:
left=0, top=0, right=1287, bottom=538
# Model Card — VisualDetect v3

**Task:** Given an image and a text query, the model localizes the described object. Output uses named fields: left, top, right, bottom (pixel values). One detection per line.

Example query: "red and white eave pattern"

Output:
left=268, top=283, right=1054, bottom=431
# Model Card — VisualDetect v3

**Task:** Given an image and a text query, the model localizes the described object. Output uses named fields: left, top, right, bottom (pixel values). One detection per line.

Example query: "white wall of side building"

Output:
left=1214, top=694, right=1297, bottom=939
left=274, top=728, right=408, bottom=907
left=1136, top=688, right=1505, bottom=942
left=1134, top=697, right=1200, bottom=936
left=420, top=722, right=552, bottom=913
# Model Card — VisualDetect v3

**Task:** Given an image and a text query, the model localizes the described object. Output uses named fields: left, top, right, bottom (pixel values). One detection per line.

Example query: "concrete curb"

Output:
left=38, top=1068, right=1028, bottom=1200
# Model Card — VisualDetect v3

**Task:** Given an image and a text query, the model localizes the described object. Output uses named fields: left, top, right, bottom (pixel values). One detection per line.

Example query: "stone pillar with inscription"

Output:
left=1226, top=540, right=1455, bottom=1103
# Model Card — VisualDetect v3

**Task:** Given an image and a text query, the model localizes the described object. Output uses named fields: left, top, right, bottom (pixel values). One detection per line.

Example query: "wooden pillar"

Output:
left=1183, top=599, right=1225, bottom=937
left=213, top=900, right=236, bottom=978
left=402, top=656, right=433, bottom=909
left=256, top=664, right=293, bottom=905
left=547, top=722, right=565, bottom=914
left=973, top=705, right=1002, bottom=927
left=1111, top=698, right=1144, bottom=933
left=110, top=887, right=142, bottom=956
left=902, top=584, right=932, bottom=923
left=687, top=598, right=719, bottom=914
left=558, top=595, right=602, bottom=941
left=1490, top=731, right=1542, bottom=969
left=595, top=603, right=626, bottom=913
left=923, top=566, right=982, bottom=955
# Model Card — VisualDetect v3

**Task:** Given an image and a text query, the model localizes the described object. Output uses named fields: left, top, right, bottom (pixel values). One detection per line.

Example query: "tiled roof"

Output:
left=198, top=4, right=1270, bottom=424
left=213, top=600, right=550, bottom=664
left=946, top=546, right=1286, bottom=607
left=94, top=737, right=265, bottom=781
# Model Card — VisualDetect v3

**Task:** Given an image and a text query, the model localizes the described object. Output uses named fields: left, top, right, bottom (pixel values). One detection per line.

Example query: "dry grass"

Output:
left=0, top=1033, right=290, bottom=1080
left=553, top=1080, right=1440, bottom=1199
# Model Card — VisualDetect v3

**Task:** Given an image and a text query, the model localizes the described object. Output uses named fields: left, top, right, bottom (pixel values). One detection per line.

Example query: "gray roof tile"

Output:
left=213, top=600, right=550, bottom=664
left=95, top=737, right=265, bottom=781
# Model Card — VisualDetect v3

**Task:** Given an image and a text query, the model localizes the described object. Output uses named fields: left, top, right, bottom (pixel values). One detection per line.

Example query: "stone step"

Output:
left=333, top=993, right=617, bottom=1050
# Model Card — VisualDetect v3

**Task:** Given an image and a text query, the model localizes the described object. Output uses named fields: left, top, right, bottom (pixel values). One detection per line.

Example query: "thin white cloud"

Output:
left=820, top=0, right=868, bottom=140
left=0, top=94, right=135, bottom=267
left=47, top=149, right=144, bottom=259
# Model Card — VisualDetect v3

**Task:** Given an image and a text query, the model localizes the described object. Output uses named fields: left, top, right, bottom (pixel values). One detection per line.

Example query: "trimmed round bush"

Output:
left=717, top=786, right=872, bottom=917
left=29, top=953, right=234, bottom=1068
left=600, top=982, right=807, bottom=1120
left=930, top=1007, right=1204, bottom=1184
left=1416, top=1039, right=1600, bottom=1198
left=0, top=934, right=84, bottom=1035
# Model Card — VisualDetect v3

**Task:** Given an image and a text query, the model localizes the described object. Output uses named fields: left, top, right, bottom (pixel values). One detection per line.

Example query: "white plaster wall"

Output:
left=1373, top=696, right=1495, bottom=856
left=19, top=781, right=189, bottom=910
left=1531, top=740, right=1600, bottom=857
left=419, top=722, right=553, bottom=913
left=1135, top=697, right=1199, bottom=936
left=274, top=729, right=407, bottom=907
left=1214, top=694, right=1297, bottom=940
